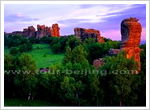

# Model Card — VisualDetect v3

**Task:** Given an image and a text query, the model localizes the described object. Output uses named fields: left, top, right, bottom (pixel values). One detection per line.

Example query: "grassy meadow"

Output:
left=4, top=44, right=64, bottom=68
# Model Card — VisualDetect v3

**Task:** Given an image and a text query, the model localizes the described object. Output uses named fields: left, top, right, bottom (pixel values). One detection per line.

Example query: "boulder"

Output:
left=93, top=58, right=104, bottom=70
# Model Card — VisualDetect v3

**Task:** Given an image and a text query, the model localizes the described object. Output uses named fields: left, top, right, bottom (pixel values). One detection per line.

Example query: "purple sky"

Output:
left=4, top=4, right=146, bottom=41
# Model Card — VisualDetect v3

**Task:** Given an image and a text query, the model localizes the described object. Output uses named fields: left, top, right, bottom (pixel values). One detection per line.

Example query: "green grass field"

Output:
left=4, top=99, right=63, bottom=106
left=4, top=44, right=64, bottom=69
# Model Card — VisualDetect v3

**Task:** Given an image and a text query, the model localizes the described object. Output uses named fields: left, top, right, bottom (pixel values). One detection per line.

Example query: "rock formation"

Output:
left=92, top=17, right=142, bottom=73
left=51, top=23, right=60, bottom=37
left=23, top=26, right=36, bottom=37
left=74, top=28, right=104, bottom=42
left=120, top=17, right=142, bottom=73
left=36, top=25, right=47, bottom=38
left=6, top=23, right=60, bottom=38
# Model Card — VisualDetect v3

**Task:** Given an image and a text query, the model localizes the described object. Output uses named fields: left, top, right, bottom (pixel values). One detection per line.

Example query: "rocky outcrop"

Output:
left=51, top=23, right=60, bottom=37
left=36, top=23, right=60, bottom=38
left=74, top=28, right=104, bottom=42
left=93, top=17, right=142, bottom=72
left=121, top=17, right=142, bottom=73
left=23, top=26, right=36, bottom=37
left=36, top=25, right=47, bottom=38
left=6, top=23, right=60, bottom=38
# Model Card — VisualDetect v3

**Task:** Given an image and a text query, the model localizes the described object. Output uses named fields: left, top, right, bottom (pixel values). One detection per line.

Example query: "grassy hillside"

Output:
left=4, top=44, right=64, bottom=69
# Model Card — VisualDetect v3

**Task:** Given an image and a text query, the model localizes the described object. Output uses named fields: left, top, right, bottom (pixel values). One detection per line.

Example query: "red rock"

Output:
left=74, top=28, right=104, bottom=43
left=7, top=23, right=60, bottom=38
left=51, top=23, right=60, bottom=37
left=121, top=17, right=142, bottom=73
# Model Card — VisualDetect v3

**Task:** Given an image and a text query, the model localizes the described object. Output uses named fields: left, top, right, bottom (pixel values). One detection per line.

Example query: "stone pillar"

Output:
left=36, top=25, right=46, bottom=38
left=28, top=26, right=36, bottom=37
left=120, top=17, right=142, bottom=73
left=51, top=23, right=60, bottom=37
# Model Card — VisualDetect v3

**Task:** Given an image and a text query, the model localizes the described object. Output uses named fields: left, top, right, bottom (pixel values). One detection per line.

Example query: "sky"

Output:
left=4, top=4, right=146, bottom=41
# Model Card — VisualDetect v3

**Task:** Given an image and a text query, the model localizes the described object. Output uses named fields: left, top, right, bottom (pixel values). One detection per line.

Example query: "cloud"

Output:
left=58, top=19, right=87, bottom=24
left=56, top=4, right=136, bottom=27
left=79, top=4, right=100, bottom=9
left=5, top=13, right=40, bottom=22
left=4, top=4, right=146, bottom=42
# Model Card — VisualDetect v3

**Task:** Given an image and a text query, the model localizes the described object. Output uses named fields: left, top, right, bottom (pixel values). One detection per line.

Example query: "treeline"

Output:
left=4, top=34, right=146, bottom=106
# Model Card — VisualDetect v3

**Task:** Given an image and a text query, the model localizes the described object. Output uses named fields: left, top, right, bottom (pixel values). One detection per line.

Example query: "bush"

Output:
left=26, top=43, right=33, bottom=51
left=51, top=43, right=61, bottom=54
left=19, top=44, right=27, bottom=53
left=10, top=47, right=19, bottom=55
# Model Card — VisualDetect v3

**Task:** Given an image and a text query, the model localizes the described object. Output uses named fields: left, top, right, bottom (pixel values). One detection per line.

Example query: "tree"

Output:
left=60, top=76, right=84, bottom=105
left=14, top=53, right=38, bottom=100
left=84, top=43, right=104, bottom=64
left=4, top=54, right=13, bottom=70
left=4, top=54, right=15, bottom=98
left=89, top=74, right=104, bottom=106
left=10, top=47, right=19, bottom=55
left=51, top=43, right=61, bottom=54
left=72, top=45, right=87, bottom=64
left=66, top=35, right=82, bottom=50
left=63, top=45, right=87, bottom=65
left=26, top=42, right=33, bottom=51
left=19, top=44, right=27, bottom=53
left=50, top=37, right=59, bottom=46
left=59, top=36, right=68, bottom=52
left=100, top=52, right=138, bottom=106
left=63, top=46, right=72, bottom=65
left=140, top=44, right=146, bottom=74
left=84, top=37, right=96, bottom=44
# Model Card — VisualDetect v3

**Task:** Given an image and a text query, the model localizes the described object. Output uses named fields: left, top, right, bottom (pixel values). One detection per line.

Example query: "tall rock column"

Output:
left=51, top=23, right=60, bottom=37
left=28, top=26, right=36, bottom=37
left=23, top=26, right=36, bottom=37
left=36, top=25, right=46, bottom=38
left=120, top=17, right=142, bottom=73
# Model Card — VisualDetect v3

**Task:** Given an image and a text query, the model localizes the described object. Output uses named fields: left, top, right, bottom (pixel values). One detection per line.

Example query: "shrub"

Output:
left=10, top=47, right=19, bottom=55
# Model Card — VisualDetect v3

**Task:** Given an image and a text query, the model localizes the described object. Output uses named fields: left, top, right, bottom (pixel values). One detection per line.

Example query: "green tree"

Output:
left=50, top=37, right=59, bottom=46
left=84, top=37, right=96, bottom=44
left=66, top=35, right=82, bottom=50
left=4, top=54, right=15, bottom=98
left=100, top=52, right=138, bottom=106
left=26, top=42, right=33, bottom=51
left=19, top=44, right=27, bottom=53
left=4, top=54, right=13, bottom=70
left=89, top=74, right=104, bottom=106
left=63, top=46, right=72, bottom=65
left=51, top=43, right=61, bottom=54
left=59, top=36, right=68, bottom=52
left=10, top=47, right=19, bottom=55
left=72, top=45, right=87, bottom=64
left=14, top=53, right=38, bottom=100
left=60, top=76, right=84, bottom=105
